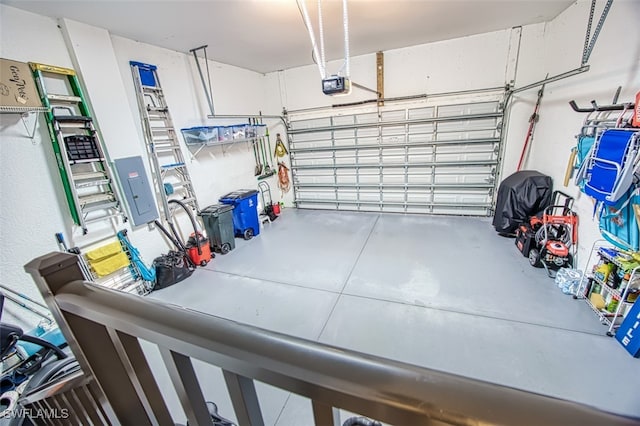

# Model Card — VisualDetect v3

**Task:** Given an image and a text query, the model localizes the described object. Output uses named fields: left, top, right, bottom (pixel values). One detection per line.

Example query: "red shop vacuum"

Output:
left=186, top=231, right=212, bottom=267
left=155, top=199, right=212, bottom=267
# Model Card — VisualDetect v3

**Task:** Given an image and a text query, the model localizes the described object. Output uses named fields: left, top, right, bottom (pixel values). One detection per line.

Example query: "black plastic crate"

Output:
left=64, top=135, right=101, bottom=161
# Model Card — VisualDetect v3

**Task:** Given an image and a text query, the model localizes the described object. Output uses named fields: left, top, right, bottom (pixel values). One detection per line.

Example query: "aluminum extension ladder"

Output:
left=129, top=61, right=199, bottom=222
left=30, top=62, right=127, bottom=234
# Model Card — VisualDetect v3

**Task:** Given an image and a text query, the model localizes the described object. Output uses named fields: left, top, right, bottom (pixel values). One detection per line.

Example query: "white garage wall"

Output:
left=264, top=27, right=520, bottom=112
left=0, top=6, right=75, bottom=327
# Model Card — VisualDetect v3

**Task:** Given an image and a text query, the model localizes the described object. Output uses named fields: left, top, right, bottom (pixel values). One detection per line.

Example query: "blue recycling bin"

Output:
left=219, top=189, right=260, bottom=240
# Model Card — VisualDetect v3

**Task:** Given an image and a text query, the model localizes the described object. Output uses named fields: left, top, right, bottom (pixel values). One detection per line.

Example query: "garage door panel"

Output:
left=408, top=123, right=435, bottom=134
left=355, top=136, right=381, bottom=146
left=437, top=118, right=498, bottom=133
left=408, top=107, right=436, bottom=120
left=355, top=127, right=379, bottom=137
left=382, top=135, right=408, bottom=145
left=332, top=115, right=355, bottom=125
left=380, top=110, right=406, bottom=121
left=437, top=151, right=495, bottom=162
left=438, top=101, right=500, bottom=116
left=381, top=126, right=405, bottom=137
left=356, top=113, right=379, bottom=124
left=333, top=129, right=356, bottom=139
left=290, top=117, right=332, bottom=130
left=381, top=175, right=407, bottom=184
left=288, top=95, right=504, bottom=216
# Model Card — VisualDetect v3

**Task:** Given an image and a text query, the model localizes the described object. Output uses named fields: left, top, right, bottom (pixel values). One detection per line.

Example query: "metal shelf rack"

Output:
left=574, top=240, right=639, bottom=336
left=78, top=234, right=153, bottom=296
left=185, top=136, right=257, bottom=158
left=0, top=106, right=49, bottom=139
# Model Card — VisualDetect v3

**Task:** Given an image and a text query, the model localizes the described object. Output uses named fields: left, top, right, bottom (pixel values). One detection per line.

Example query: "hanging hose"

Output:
left=154, top=220, right=184, bottom=252
left=278, top=162, right=291, bottom=194
left=168, top=199, right=203, bottom=255
left=154, top=219, right=197, bottom=270
left=169, top=221, right=187, bottom=251
left=535, top=222, right=573, bottom=248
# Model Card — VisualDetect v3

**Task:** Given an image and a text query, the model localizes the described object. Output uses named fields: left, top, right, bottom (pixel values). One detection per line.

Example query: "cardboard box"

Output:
left=0, top=58, right=43, bottom=110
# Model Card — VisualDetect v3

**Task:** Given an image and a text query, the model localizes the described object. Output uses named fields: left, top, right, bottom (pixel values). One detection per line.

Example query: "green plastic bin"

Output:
left=200, top=204, right=235, bottom=254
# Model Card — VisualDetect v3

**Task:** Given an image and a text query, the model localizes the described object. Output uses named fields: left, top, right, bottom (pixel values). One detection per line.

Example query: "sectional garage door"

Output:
left=286, top=91, right=507, bottom=216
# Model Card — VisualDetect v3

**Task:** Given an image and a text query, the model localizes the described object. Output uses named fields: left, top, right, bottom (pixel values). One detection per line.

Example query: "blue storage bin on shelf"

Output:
left=245, top=124, right=266, bottom=139
left=256, top=124, right=267, bottom=137
left=218, top=126, right=232, bottom=141
left=219, top=189, right=260, bottom=240
left=231, top=124, right=247, bottom=140
left=181, top=126, right=219, bottom=145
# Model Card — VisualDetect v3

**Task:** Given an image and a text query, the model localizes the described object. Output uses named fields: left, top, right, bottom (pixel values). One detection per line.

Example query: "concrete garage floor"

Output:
left=147, top=209, right=640, bottom=425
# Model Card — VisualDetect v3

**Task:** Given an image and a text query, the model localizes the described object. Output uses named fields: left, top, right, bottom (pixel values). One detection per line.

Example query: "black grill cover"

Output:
left=492, top=170, right=553, bottom=234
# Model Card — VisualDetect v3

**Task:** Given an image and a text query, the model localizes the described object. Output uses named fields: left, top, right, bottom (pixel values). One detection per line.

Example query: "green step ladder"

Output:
left=30, top=62, right=127, bottom=234
left=129, top=61, right=200, bottom=222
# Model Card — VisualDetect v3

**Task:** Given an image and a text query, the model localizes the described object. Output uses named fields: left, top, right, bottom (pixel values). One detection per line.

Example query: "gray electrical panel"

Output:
left=114, top=156, right=159, bottom=226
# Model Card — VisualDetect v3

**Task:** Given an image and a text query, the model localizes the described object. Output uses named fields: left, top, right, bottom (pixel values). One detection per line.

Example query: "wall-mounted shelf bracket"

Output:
left=569, top=100, right=635, bottom=113
left=0, top=106, right=49, bottom=140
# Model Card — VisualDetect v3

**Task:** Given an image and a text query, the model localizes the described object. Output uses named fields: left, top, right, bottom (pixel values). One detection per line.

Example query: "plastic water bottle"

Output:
left=555, top=268, right=583, bottom=295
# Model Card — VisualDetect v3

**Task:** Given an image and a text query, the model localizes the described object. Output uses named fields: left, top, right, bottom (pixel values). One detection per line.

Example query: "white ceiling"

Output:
left=3, top=0, right=574, bottom=74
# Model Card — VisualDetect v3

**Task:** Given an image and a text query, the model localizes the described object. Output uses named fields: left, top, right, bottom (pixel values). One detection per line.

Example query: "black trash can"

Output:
left=200, top=204, right=235, bottom=254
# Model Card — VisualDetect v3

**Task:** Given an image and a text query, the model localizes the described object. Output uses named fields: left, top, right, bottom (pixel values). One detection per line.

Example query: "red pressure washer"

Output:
left=526, top=191, right=578, bottom=277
